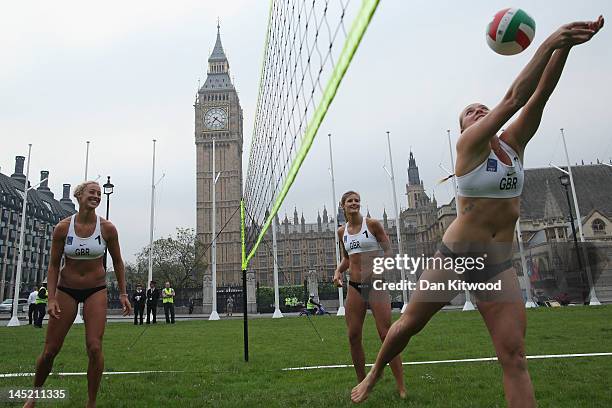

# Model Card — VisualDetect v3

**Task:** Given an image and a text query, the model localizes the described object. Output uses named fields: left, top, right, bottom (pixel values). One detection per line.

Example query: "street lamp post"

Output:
left=559, top=174, right=586, bottom=303
left=103, top=176, right=114, bottom=270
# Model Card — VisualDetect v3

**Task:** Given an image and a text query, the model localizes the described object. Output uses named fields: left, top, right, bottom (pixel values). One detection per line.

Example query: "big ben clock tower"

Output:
left=195, top=24, right=244, bottom=306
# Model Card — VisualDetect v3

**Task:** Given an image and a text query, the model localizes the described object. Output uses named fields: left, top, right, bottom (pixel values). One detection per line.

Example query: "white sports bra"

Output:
left=64, top=215, right=107, bottom=260
left=343, top=217, right=383, bottom=256
left=456, top=139, right=524, bottom=199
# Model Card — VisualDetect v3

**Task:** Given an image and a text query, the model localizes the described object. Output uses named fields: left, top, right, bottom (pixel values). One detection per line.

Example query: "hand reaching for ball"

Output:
left=547, top=15, right=604, bottom=49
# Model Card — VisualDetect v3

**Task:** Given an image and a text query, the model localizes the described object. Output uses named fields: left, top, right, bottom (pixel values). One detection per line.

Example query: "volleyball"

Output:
left=486, top=8, right=536, bottom=55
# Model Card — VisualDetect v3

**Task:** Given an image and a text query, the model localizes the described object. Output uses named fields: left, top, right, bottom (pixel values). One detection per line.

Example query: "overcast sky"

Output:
left=2, top=1, right=611, bottom=263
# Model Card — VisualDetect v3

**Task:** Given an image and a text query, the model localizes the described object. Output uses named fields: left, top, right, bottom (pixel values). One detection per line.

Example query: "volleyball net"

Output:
left=242, top=0, right=380, bottom=270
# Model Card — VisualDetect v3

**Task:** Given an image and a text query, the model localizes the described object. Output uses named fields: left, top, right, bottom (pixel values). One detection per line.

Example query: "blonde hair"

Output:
left=73, top=181, right=100, bottom=199
left=340, top=190, right=360, bottom=222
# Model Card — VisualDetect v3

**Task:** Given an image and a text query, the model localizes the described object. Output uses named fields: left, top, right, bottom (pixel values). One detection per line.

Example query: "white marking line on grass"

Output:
left=282, top=352, right=612, bottom=371
left=0, top=370, right=184, bottom=379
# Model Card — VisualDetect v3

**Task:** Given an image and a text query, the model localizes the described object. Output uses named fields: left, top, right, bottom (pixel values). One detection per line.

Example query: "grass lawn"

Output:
left=1, top=305, right=611, bottom=407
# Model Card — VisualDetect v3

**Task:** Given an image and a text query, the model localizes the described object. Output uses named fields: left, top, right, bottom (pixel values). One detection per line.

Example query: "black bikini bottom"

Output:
left=438, top=242, right=512, bottom=283
left=57, top=285, right=107, bottom=303
left=348, top=280, right=371, bottom=295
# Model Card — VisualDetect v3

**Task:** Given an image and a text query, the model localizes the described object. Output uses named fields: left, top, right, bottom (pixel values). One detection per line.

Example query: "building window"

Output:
left=292, top=254, right=300, bottom=266
left=309, top=254, right=316, bottom=266
left=592, top=218, right=606, bottom=235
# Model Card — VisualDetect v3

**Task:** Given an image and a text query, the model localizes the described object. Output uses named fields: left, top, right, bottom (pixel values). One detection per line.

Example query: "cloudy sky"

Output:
left=2, top=1, right=610, bottom=262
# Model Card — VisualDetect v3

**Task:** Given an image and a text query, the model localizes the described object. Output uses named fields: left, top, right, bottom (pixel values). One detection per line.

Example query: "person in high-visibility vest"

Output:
left=306, top=295, right=321, bottom=316
left=162, top=281, right=176, bottom=324
left=33, top=284, right=48, bottom=328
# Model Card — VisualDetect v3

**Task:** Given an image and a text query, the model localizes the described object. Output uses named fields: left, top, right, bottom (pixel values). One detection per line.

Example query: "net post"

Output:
left=240, top=199, right=249, bottom=362
left=242, top=268, right=249, bottom=362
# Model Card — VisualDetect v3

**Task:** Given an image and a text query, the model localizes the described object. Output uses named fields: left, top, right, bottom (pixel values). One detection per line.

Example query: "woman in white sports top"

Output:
left=352, top=16, right=604, bottom=405
left=333, top=191, right=406, bottom=399
left=25, top=181, right=131, bottom=408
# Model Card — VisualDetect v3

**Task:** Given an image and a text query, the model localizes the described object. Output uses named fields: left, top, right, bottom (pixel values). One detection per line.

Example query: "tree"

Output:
left=135, top=228, right=208, bottom=289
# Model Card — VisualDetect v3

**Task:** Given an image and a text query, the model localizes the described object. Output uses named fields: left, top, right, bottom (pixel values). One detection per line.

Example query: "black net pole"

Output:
left=242, top=268, right=249, bottom=362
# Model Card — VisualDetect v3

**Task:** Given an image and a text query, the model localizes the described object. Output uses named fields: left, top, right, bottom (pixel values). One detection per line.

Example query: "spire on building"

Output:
left=202, top=24, right=233, bottom=91
left=383, top=208, right=388, bottom=229
left=322, top=205, right=328, bottom=223
left=407, top=150, right=421, bottom=186
left=543, top=180, right=563, bottom=220
left=293, top=207, right=299, bottom=224
left=301, top=212, right=305, bottom=225
left=283, top=213, right=289, bottom=234
left=366, top=208, right=371, bottom=218
left=209, top=21, right=227, bottom=63
left=337, top=204, right=346, bottom=226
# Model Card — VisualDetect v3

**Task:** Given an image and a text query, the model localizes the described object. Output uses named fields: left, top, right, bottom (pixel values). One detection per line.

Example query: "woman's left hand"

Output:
left=120, top=296, right=132, bottom=316
left=589, top=15, right=605, bottom=33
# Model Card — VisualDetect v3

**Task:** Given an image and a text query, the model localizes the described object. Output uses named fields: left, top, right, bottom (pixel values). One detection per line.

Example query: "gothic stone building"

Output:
left=516, top=164, right=612, bottom=302
left=250, top=152, right=450, bottom=287
left=195, top=26, right=244, bottom=291
left=0, top=156, right=76, bottom=301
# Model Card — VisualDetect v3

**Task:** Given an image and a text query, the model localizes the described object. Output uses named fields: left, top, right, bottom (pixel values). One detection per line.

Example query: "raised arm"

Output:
left=333, top=227, right=350, bottom=287
left=458, top=20, right=601, bottom=157
left=505, top=16, right=604, bottom=155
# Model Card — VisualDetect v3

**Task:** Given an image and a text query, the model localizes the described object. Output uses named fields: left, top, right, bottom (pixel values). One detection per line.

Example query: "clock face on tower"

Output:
left=204, top=107, right=228, bottom=130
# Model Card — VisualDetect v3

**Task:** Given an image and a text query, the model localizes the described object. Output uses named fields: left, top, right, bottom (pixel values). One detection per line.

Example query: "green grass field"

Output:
left=1, top=306, right=611, bottom=407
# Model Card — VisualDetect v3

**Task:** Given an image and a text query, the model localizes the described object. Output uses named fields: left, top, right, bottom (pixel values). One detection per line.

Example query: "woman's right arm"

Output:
left=333, top=228, right=350, bottom=287
left=47, top=220, right=68, bottom=319
left=458, top=21, right=598, bottom=154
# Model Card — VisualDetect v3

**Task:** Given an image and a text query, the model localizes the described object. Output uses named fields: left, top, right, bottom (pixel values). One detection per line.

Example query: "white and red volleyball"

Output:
left=486, top=8, right=536, bottom=55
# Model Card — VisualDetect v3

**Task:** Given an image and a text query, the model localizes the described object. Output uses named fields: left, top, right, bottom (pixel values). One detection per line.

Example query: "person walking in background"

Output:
left=132, top=283, right=146, bottom=325
left=27, top=286, right=38, bottom=325
left=146, top=280, right=160, bottom=324
left=188, top=297, right=195, bottom=315
left=162, top=281, right=175, bottom=324
left=34, top=282, right=48, bottom=328
left=226, top=295, right=234, bottom=317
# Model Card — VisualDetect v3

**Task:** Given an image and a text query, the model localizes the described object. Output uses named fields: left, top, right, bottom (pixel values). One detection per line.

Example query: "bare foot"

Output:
left=23, top=399, right=35, bottom=408
left=351, top=370, right=382, bottom=403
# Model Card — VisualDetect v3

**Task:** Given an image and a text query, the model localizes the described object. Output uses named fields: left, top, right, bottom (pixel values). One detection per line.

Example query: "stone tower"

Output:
left=406, top=151, right=426, bottom=209
left=195, top=25, right=244, bottom=290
